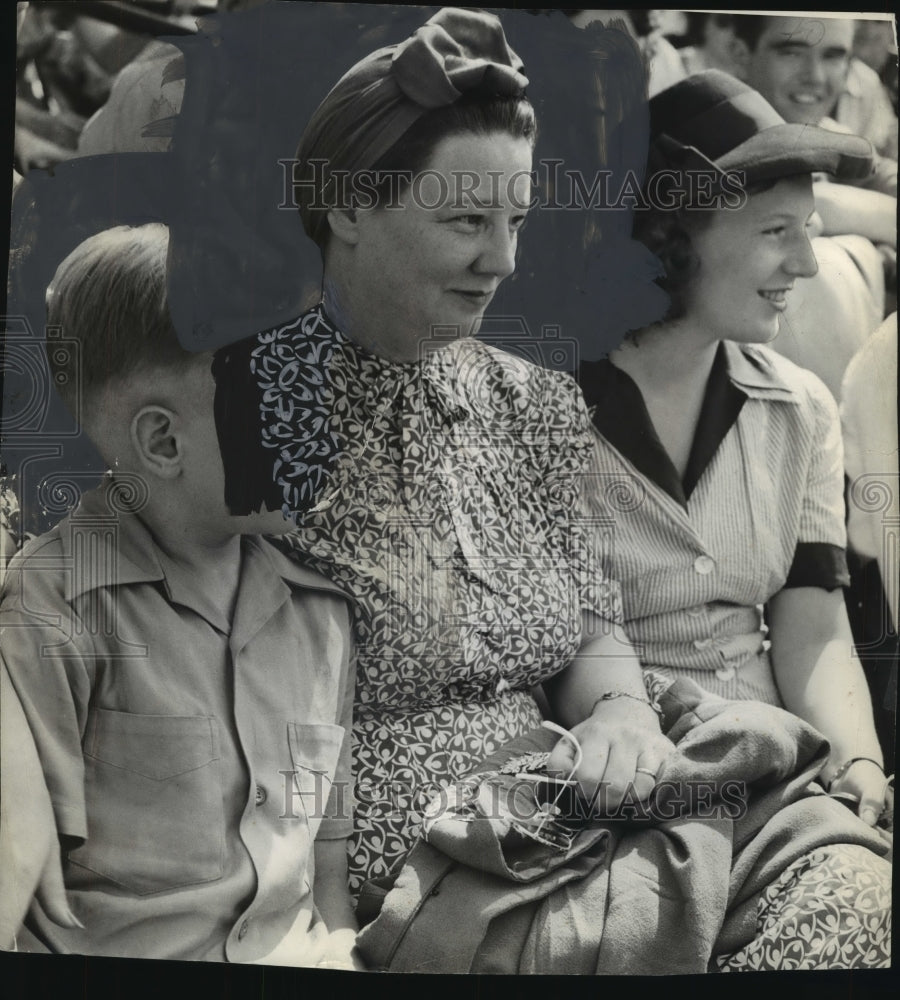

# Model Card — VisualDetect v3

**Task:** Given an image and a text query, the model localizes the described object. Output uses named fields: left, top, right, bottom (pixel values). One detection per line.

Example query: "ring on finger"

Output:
left=635, top=766, right=658, bottom=780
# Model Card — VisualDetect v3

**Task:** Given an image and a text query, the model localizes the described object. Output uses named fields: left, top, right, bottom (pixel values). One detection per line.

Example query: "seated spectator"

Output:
left=0, top=224, right=360, bottom=967
left=731, top=14, right=897, bottom=197
left=842, top=312, right=899, bottom=627
left=837, top=51, right=898, bottom=162
left=840, top=313, right=899, bottom=771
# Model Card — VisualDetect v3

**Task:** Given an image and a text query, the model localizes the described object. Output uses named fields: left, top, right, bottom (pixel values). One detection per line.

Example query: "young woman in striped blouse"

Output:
left=579, top=70, right=890, bottom=828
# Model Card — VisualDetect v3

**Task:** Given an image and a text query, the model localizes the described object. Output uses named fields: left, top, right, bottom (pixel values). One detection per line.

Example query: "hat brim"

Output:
left=716, top=123, right=874, bottom=185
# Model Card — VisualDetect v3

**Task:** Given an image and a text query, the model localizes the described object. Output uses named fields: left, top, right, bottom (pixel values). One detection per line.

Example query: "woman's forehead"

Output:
left=744, top=175, right=816, bottom=216
left=415, top=131, right=533, bottom=206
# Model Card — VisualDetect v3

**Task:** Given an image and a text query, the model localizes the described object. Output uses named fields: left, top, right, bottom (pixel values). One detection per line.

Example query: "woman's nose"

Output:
left=476, top=224, right=517, bottom=279
left=785, top=231, right=819, bottom=279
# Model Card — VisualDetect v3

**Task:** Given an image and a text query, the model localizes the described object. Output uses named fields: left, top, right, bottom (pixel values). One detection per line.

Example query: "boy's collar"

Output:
left=59, top=478, right=348, bottom=606
left=59, top=479, right=166, bottom=602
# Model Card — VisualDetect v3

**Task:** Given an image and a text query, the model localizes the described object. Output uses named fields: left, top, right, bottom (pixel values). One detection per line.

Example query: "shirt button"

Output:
left=238, top=920, right=249, bottom=940
left=693, top=638, right=713, bottom=650
left=686, top=605, right=706, bottom=618
left=255, top=784, right=267, bottom=806
left=716, top=665, right=736, bottom=682
left=693, top=555, right=715, bottom=575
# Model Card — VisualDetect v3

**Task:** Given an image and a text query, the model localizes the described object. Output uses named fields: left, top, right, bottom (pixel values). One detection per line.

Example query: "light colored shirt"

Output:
left=770, top=234, right=885, bottom=403
left=836, top=57, right=898, bottom=162
left=0, top=482, right=355, bottom=962
left=841, top=313, right=899, bottom=628
left=580, top=341, right=849, bottom=704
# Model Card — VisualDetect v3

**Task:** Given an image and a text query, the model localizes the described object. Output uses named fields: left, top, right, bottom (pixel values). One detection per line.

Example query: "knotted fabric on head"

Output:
left=294, top=7, right=529, bottom=246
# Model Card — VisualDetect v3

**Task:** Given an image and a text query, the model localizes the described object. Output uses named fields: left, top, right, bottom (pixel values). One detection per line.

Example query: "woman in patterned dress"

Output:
left=212, top=8, right=671, bottom=898
left=578, top=71, right=892, bottom=969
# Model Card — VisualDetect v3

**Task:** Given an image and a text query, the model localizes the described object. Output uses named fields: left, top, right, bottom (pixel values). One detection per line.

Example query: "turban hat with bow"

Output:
left=294, top=7, right=530, bottom=246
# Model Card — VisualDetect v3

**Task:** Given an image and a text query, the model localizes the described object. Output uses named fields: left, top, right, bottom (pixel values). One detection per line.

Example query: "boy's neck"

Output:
left=138, top=502, right=244, bottom=630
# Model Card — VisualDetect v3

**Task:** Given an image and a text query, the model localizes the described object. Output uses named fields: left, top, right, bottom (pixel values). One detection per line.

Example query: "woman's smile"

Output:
left=758, top=287, right=792, bottom=311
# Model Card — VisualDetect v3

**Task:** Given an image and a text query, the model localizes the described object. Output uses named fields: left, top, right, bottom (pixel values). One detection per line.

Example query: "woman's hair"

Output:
left=369, top=93, right=536, bottom=182
left=305, top=93, right=536, bottom=253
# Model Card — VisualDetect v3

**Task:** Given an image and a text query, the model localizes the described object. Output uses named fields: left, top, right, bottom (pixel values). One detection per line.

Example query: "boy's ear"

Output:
left=131, top=406, right=182, bottom=478
left=326, top=207, right=360, bottom=246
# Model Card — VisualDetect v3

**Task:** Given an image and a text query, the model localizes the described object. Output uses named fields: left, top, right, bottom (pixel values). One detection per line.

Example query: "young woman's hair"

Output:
left=46, top=224, right=203, bottom=419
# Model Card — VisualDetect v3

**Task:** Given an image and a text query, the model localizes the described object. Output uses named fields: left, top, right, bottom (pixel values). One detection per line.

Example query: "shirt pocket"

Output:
left=286, top=722, right=345, bottom=842
left=67, top=709, right=224, bottom=895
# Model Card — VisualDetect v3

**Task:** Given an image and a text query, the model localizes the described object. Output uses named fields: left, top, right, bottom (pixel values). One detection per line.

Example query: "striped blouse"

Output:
left=578, top=340, right=849, bottom=704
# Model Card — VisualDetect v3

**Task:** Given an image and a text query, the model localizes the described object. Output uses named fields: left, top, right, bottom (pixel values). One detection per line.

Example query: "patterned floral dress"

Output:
left=213, top=304, right=619, bottom=894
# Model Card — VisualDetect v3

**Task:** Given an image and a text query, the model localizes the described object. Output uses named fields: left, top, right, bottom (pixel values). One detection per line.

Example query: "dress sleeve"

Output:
left=784, top=377, right=850, bottom=590
left=538, top=370, right=624, bottom=624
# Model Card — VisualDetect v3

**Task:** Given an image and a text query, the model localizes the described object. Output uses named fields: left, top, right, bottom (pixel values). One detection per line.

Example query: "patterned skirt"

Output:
left=348, top=688, right=544, bottom=895
left=716, top=843, right=892, bottom=971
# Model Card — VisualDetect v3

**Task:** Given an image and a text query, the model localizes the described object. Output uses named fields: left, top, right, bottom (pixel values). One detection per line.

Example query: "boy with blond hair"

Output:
left=0, top=224, right=359, bottom=967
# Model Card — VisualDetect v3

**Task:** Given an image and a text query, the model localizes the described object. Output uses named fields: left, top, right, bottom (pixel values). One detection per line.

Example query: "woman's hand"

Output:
left=547, top=698, right=675, bottom=813
left=828, top=759, right=891, bottom=827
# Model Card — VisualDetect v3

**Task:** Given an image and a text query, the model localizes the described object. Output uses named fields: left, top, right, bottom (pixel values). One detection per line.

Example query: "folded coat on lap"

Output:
left=357, top=677, right=890, bottom=974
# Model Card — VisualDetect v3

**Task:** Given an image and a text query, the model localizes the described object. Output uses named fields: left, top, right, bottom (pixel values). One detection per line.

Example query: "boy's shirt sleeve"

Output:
left=0, top=656, right=65, bottom=949
left=315, top=635, right=356, bottom=842
left=0, top=558, right=94, bottom=844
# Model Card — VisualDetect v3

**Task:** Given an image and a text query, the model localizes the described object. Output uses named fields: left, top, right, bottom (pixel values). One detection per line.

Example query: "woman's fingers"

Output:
left=857, top=776, right=888, bottom=827
left=829, top=761, right=889, bottom=827
left=548, top=719, right=677, bottom=817
left=594, top=741, right=638, bottom=812
left=546, top=734, right=581, bottom=778
left=631, top=751, right=662, bottom=801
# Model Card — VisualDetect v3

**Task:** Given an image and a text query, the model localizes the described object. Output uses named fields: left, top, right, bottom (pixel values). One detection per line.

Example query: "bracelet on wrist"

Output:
left=590, top=690, right=663, bottom=719
left=826, top=756, right=884, bottom=792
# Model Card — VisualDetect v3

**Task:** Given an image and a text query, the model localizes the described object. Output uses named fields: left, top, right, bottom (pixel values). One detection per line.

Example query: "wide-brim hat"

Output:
left=648, top=69, right=874, bottom=186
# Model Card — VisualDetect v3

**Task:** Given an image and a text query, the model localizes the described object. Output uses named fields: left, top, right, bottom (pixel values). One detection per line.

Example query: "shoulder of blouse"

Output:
left=731, top=342, right=839, bottom=420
